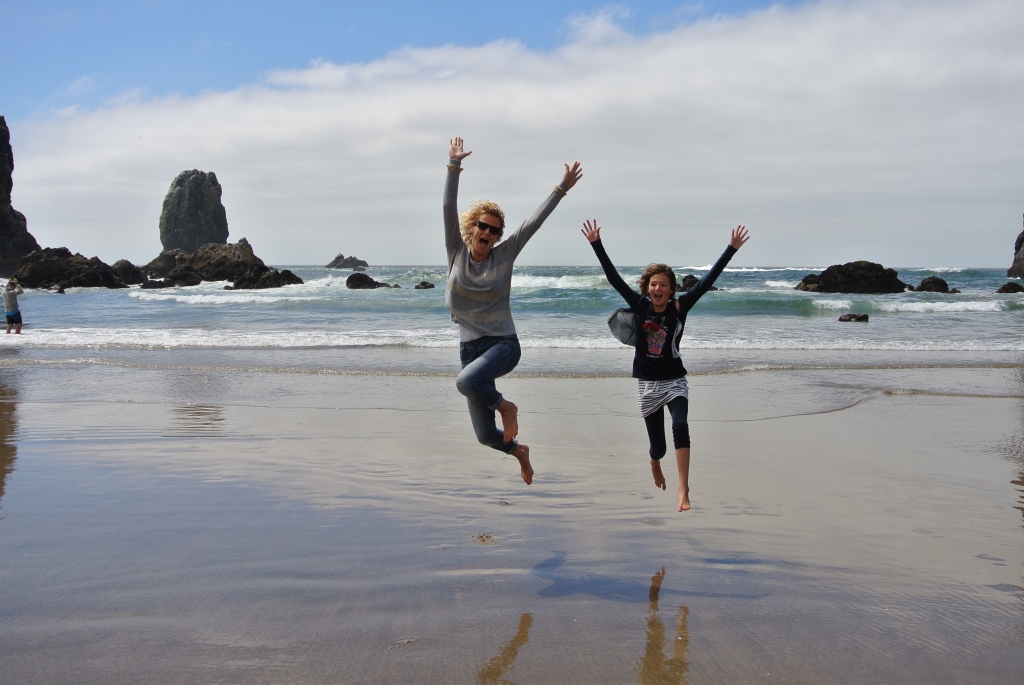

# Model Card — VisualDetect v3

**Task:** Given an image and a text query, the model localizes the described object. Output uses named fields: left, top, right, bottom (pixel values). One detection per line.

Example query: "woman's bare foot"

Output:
left=513, top=443, right=533, bottom=485
left=498, top=400, right=519, bottom=443
left=650, top=459, right=666, bottom=490
left=678, top=486, right=690, bottom=512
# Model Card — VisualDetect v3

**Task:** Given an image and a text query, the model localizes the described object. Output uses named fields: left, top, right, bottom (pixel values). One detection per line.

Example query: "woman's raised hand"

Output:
left=561, top=162, right=583, bottom=190
left=729, top=225, right=749, bottom=250
left=581, top=219, right=601, bottom=243
left=449, top=137, right=472, bottom=162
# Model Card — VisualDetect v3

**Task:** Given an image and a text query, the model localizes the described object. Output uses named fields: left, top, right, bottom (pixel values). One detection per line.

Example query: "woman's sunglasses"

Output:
left=475, top=220, right=502, bottom=236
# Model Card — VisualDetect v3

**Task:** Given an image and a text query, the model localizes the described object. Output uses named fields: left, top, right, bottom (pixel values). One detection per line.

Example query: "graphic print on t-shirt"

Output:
left=642, top=316, right=667, bottom=356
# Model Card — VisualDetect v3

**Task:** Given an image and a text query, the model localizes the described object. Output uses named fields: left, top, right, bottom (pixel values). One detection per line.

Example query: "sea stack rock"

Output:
left=1008, top=214, right=1024, bottom=278
left=795, top=261, right=907, bottom=294
left=326, top=254, right=369, bottom=269
left=159, top=170, right=229, bottom=253
left=0, top=117, right=41, bottom=277
left=677, top=274, right=717, bottom=292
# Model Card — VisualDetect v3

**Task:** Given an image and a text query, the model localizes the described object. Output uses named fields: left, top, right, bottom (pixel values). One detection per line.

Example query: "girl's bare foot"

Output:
left=513, top=443, right=533, bottom=485
left=498, top=400, right=519, bottom=443
left=678, top=486, right=690, bottom=512
left=650, top=459, right=666, bottom=490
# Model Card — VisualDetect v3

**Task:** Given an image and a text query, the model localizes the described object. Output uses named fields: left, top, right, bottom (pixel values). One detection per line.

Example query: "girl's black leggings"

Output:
left=643, top=396, right=690, bottom=460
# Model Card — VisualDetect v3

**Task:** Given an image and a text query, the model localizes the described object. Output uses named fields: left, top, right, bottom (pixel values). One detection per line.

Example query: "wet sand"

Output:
left=0, top=356, right=1023, bottom=683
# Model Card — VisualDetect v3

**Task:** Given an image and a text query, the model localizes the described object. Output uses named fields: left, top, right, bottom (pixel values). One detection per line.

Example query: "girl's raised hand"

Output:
left=448, top=137, right=472, bottom=162
left=581, top=219, right=601, bottom=243
left=729, top=225, right=749, bottom=249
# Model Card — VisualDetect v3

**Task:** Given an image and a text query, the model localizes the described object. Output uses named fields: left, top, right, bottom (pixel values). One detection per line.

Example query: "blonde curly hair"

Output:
left=459, top=200, right=506, bottom=248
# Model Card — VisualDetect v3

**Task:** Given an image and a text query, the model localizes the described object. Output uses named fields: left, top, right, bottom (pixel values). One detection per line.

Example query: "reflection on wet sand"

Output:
left=0, top=380, right=18, bottom=509
left=477, top=613, right=532, bottom=685
left=638, top=568, right=690, bottom=685
left=168, top=404, right=225, bottom=437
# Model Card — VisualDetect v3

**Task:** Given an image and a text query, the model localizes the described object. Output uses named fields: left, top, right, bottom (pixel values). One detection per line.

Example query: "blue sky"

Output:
left=1, top=1, right=1022, bottom=266
left=1, top=1, right=805, bottom=121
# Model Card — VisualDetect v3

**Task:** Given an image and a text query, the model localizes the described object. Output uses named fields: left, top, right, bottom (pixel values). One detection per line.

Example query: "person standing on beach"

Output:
left=581, top=220, right=749, bottom=511
left=4, top=278, right=24, bottom=334
left=444, top=136, right=582, bottom=485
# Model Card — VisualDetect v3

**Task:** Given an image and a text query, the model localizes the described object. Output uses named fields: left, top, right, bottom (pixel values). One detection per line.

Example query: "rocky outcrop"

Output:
left=227, top=265, right=302, bottom=290
left=12, top=248, right=127, bottom=290
left=190, top=242, right=264, bottom=281
left=914, top=276, right=959, bottom=294
left=0, top=117, right=41, bottom=277
left=346, top=273, right=392, bottom=289
left=414, top=281, right=435, bottom=289
left=795, top=261, right=907, bottom=294
left=1009, top=215, right=1024, bottom=278
left=111, top=260, right=145, bottom=285
left=144, top=249, right=192, bottom=278
left=838, top=313, right=869, bottom=322
left=997, top=282, right=1024, bottom=294
left=159, top=170, right=229, bottom=253
left=677, top=274, right=717, bottom=292
left=141, top=240, right=302, bottom=290
left=326, top=253, right=369, bottom=269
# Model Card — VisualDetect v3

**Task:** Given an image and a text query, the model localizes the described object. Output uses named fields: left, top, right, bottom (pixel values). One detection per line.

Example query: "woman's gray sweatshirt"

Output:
left=443, top=159, right=566, bottom=338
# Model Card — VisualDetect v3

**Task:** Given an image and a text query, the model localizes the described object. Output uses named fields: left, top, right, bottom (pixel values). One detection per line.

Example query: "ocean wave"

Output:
left=764, top=280, right=799, bottom=288
left=906, top=267, right=966, bottom=273
left=875, top=301, right=1005, bottom=313
left=3, top=325, right=1022, bottom=352
left=813, top=299, right=854, bottom=310
left=511, top=274, right=609, bottom=289
left=130, top=291, right=331, bottom=304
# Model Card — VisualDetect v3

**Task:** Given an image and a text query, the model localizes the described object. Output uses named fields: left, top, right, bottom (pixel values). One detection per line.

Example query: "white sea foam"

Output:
left=875, top=301, right=1004, bottom=313
left=130, top=291, right=332, bottom=304
left=813, top=299, right=854, bottom=310
left=511, top=274, right=608, bottom=289
left=907, top=267, right=966, bottom=273
left=764, top=280, right=799, bottom=288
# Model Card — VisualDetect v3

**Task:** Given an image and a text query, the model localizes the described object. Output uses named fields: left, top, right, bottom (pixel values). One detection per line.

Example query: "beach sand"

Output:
left=1, top=355, right=1023, bottom=683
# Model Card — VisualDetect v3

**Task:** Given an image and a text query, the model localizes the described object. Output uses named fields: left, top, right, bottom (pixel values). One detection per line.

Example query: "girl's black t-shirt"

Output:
left=590, top=239, right=737, bottom=381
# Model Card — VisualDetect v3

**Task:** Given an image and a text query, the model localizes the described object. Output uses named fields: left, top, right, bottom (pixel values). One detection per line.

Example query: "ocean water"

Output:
left=1, top=264, right=1022, bottom=374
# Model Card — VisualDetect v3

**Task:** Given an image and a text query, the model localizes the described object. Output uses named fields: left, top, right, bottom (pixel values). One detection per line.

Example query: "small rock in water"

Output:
left=838, top=313, right=869, bottom=322
left=414, top=280, right=435, bottom=289
left=915, top=276, right=951, bottom=293
left=996, top=281, right=1024, bottom=294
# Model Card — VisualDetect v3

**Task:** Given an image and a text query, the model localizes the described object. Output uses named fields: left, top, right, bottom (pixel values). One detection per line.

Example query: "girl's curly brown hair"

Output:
left=638, top=263, right=677, bottom=297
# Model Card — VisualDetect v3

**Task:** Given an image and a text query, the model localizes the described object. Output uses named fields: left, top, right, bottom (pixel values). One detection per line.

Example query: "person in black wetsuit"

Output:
left=582, top=220, right=749, bottom=511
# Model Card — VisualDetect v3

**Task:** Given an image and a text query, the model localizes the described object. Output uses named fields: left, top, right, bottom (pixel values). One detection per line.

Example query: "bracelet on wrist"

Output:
left=447, top=164, right=463, bottom=173
left=553, top=185, right=567, bottom=197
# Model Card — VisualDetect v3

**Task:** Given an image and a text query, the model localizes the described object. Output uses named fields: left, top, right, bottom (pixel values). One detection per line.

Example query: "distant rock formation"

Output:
left=326, top=253, right=369, bottom=269
left=12, top=248, right=128, bottom=290
left=914, top=276, right=959, bottom=294
left=838, top=313, right=869, bottom=322
left=996, top=282, right=1024, bottom=294
left=111, top=259, right=145, bottom=285
left=159, top=170, right=229, bottom=253
left=414, top=281, right=435, bottom=289
left=0, top=117, right=41, bottom=277
left=141, top=240, right=302, bottom=290
left=795, top=261, right=907, bottom=294
left=1008, top=214, right=1024, bottom=278
left=144, top=249, right=192, bottom=278
left=346, top=273, right=392, bottom=289
left=190, top=242, right=264, bottom=282
left=677, top=274, right=717, bottom=292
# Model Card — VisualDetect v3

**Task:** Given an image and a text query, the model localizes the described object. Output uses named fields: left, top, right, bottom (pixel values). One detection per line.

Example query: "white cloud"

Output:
left=10, top=0, right=1024, bottom=267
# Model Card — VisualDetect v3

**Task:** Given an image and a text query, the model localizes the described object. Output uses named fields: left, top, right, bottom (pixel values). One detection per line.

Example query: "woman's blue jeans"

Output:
left=457, top=334, right=521, bottom=454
